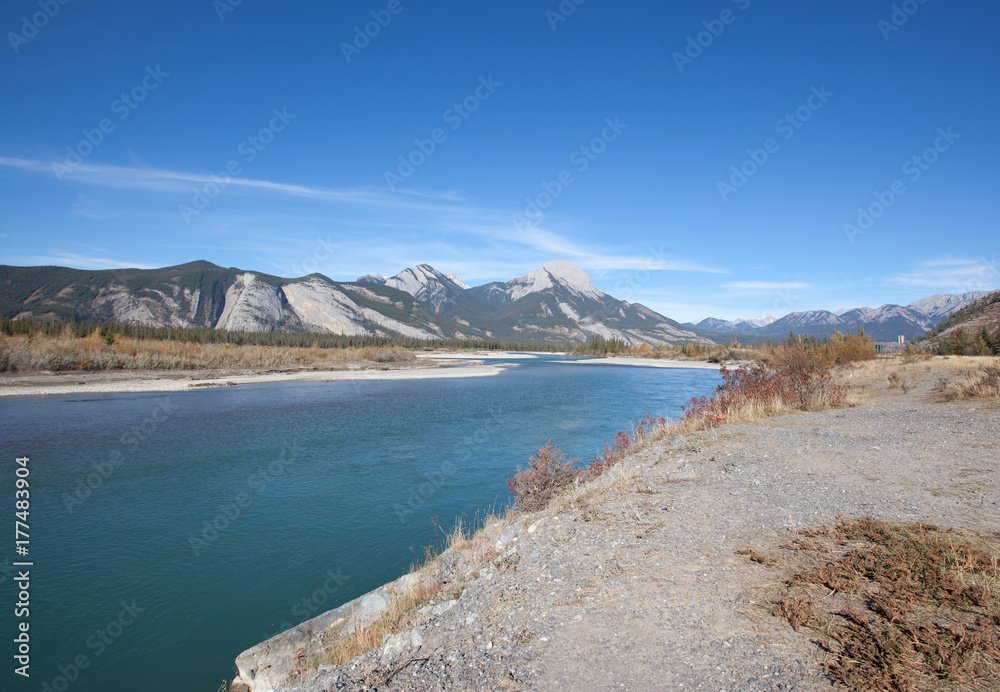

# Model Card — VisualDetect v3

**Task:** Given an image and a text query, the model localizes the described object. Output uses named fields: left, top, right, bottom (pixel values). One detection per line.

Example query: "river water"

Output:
left=0, top=356, right=719, bottom=692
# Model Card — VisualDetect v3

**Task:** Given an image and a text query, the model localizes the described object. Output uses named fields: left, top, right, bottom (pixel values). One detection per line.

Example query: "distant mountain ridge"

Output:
left=0, top=260, right=708, bottom=347
left=359, top=260, right=709, bottom=346
left=915, top=290, right=1000, bottom=350
left=686, top=292, right=990, bottom=341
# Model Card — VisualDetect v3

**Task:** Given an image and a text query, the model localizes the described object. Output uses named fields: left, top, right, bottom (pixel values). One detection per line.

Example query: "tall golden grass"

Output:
left=0, top=330, right=414, bottom=372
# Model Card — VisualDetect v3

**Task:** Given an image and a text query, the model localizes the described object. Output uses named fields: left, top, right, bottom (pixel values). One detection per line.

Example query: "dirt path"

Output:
left=245, top=358, right=1000, bottom=692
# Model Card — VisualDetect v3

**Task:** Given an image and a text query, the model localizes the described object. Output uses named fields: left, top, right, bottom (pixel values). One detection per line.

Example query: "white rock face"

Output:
left=445, top=272, right=470, bottom=289
left=215, top=273, right=284, bottom=331
left=93, top=283, right=203, bottom=328
left=283, top=278, right=441, bottom=338
left=542, top=260, right=604, bottom=300
left=557, top=301, right=580, bottom=321
left=380, top=264, right=463, bottom=314
left=282, top=279, right=370, bottom=335
left=504, top=261, right=604, bottom=303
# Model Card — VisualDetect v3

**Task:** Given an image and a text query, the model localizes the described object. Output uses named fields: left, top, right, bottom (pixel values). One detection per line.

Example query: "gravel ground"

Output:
left=245, top=359, right=1000, bottom=692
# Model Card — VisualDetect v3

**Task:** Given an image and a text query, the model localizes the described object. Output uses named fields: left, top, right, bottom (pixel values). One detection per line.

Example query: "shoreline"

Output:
left=0, top=361, right=506, bottom=397
left=557, top=355, right=722, bottom=370
left=0, top=352, right=725, bottom=397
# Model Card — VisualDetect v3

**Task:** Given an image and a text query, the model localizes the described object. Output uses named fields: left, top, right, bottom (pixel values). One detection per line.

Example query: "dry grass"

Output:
left=319, top=510, right=501, bottom=667
left=934, top=363, right=1000, bottom=402
left=743, top=518, right=1000, bottom=691
left=838, top=355, right=1000, bottom=405
left=322, top=570, right=439, bottom=667
left=0, top=330, right=415, bottom=372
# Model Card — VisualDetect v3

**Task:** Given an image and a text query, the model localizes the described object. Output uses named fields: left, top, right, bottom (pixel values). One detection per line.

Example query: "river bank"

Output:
left=0, top=360, right=504, bottom=397
left=228, top=357, right=1000, bottom=691
left=0, top=351, right=727, bottom=397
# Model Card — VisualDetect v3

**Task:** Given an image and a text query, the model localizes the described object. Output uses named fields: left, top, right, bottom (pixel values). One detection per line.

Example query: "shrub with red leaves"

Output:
left=681, top=360, right=846, bottom=430
left=507, top=441, right=582, bottom=513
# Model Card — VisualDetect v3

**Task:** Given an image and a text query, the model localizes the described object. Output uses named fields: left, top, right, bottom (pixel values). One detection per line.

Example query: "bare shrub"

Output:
left=507, top=442, right=582, bottom=513
left=680, top=360, right=847, bottom=430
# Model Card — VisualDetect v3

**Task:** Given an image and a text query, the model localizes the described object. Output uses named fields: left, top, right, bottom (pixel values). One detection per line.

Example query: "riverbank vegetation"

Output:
left=0, top=328, right=417, bottom=372
left=0, top=317, right=558, bottom=373
left=573, top=330, right=880, bottom=367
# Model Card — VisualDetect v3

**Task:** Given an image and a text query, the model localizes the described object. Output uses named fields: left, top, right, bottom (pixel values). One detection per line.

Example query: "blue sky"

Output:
left=1, top=0, right=998, bottom=322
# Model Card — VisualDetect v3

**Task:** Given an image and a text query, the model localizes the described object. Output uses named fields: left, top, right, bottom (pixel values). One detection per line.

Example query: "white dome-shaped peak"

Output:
left=543, top=261, right=604, bottom=300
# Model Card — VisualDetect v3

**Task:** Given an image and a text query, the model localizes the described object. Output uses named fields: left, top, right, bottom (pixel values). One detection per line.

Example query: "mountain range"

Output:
left=685, top=293, right=990, bottom=342
left=2, top=260, right=990, bottom=346
left=0, top=260, right=708, bottom=346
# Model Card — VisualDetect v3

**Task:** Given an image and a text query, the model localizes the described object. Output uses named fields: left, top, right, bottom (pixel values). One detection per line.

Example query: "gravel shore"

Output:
left=240, top=358, right=999, bottom=692
left=0, top=361, right=505, bottom=397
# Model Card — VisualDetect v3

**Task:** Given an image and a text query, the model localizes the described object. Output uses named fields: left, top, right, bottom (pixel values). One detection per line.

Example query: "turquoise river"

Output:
left=0, top=355, right=720, bottom=691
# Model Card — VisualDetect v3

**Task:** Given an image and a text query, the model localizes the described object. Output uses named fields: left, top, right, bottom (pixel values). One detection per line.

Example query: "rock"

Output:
left=495, top=531, right=515, bottom=550
left=430, top=599, right=457, bottom=616
left=438, top=550, right=463, bottom=582
left=393, top=572, right=427, bottom=595
left=229, top=681, right=251, bottom=692
left=669, top=467, right=698, bottom=481
left=349, top=592, right=391, bottom=631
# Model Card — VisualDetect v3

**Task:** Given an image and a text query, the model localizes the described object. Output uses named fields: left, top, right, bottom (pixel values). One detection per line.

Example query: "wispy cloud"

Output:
left=8, top=253, right=156, bottom=270
left=0, top=155, right=725, bottom=279
left=723, top=281, right=810, bottom=295
left=888, top=256, right=999, bottom=293
left=0, top=156, right=450, bottom=208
